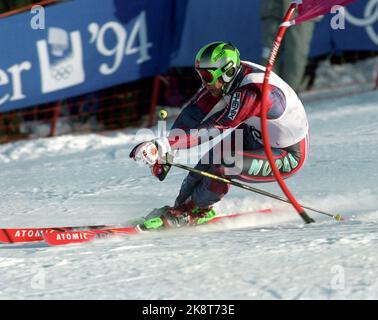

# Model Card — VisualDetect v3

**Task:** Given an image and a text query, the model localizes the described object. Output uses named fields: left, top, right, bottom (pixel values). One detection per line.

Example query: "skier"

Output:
left=130, top=41, right=309, bottom=229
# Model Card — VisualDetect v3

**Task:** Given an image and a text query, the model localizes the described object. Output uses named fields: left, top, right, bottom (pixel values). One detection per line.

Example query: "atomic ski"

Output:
left=43, top=208, right=273, bottom=246
left=43, top=226, right=141, bottom=246
left=0, top=224, right=112, bottom=244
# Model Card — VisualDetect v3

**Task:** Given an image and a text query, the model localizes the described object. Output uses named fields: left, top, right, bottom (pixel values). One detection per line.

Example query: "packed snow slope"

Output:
left=0, top=90, right=377, bottom=300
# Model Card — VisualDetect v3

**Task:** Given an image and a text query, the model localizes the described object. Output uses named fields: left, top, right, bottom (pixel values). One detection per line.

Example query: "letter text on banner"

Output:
left=0, top=0, right=173, bottom=113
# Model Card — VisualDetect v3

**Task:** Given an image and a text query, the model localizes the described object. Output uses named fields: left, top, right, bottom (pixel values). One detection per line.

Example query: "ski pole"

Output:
left=169, top=162, right=344, bottom=222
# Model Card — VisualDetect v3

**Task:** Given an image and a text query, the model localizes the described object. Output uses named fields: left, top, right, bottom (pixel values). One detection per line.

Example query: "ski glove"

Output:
left=129, top=141, right=159, bottom=166
left=129, top=137, right=173, bottom=181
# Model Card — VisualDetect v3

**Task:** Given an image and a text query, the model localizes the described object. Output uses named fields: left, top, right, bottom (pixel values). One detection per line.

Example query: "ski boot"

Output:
left=142, top=203, right=217, bottom=230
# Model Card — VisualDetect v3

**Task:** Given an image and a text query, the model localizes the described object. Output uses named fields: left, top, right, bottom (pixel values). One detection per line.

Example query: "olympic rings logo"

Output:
left=344, top=0, right=378, bottom=45
left=51, top=64, right=73, bottom=81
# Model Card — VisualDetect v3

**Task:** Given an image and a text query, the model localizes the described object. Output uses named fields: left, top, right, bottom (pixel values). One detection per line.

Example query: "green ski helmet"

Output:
left=195, top=41, right=241, bottom=92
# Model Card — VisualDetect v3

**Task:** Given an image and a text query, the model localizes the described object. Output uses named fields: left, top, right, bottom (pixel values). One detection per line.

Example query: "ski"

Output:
left=43, top=208, right=273, bottom=246
left=0, top=224, right=112, bottom=244
left=0, top=208, right=274, bottom=246
left=43, top=226, right=141, bottom=246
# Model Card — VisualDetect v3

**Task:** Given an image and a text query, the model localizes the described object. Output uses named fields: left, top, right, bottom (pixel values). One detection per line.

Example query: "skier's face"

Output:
left=206, top=79, right=224, bottom=97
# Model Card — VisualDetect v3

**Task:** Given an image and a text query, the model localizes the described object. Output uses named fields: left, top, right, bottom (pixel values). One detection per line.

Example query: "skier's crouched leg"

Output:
left=190, top=164, right=231, bottom=209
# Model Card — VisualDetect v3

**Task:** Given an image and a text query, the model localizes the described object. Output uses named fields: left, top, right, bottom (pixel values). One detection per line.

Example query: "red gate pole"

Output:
left=49, top=101, right=61, bottom=137
left=260, top=3, right=315, bottom=224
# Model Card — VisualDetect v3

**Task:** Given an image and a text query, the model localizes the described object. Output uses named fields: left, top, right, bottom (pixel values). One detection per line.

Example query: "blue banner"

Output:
left=171, top=0, right=378, bottom=65
left=0, top=0, right=376, bottom=113
left=0, top=0, right=173, bottom=113
left=170, top=0, right=262, bottom=67
left=310, top=0, right=378, bottom=57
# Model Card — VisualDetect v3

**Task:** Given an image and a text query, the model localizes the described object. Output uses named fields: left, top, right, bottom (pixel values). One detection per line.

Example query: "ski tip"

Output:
left=0, top=228, right=45, bottom=243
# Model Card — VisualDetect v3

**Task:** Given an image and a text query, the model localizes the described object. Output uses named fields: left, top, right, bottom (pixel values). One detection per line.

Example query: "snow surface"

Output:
left=0, top=90, right=377, bottom=300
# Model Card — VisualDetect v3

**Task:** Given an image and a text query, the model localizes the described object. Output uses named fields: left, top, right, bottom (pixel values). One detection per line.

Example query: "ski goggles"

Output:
left=196, top=61, right=234, bottom=86
left=196, top=68, right=221, bottom=86
left=195, top=61, right=234, bottom=86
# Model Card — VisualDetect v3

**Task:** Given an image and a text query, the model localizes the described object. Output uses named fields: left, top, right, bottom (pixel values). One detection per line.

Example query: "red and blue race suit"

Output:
left=164, top=61, right=310, bottom=209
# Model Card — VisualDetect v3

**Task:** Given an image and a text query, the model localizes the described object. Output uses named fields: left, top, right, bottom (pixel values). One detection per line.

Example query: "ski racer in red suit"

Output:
left=130, top=41, right=310, bottom=229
